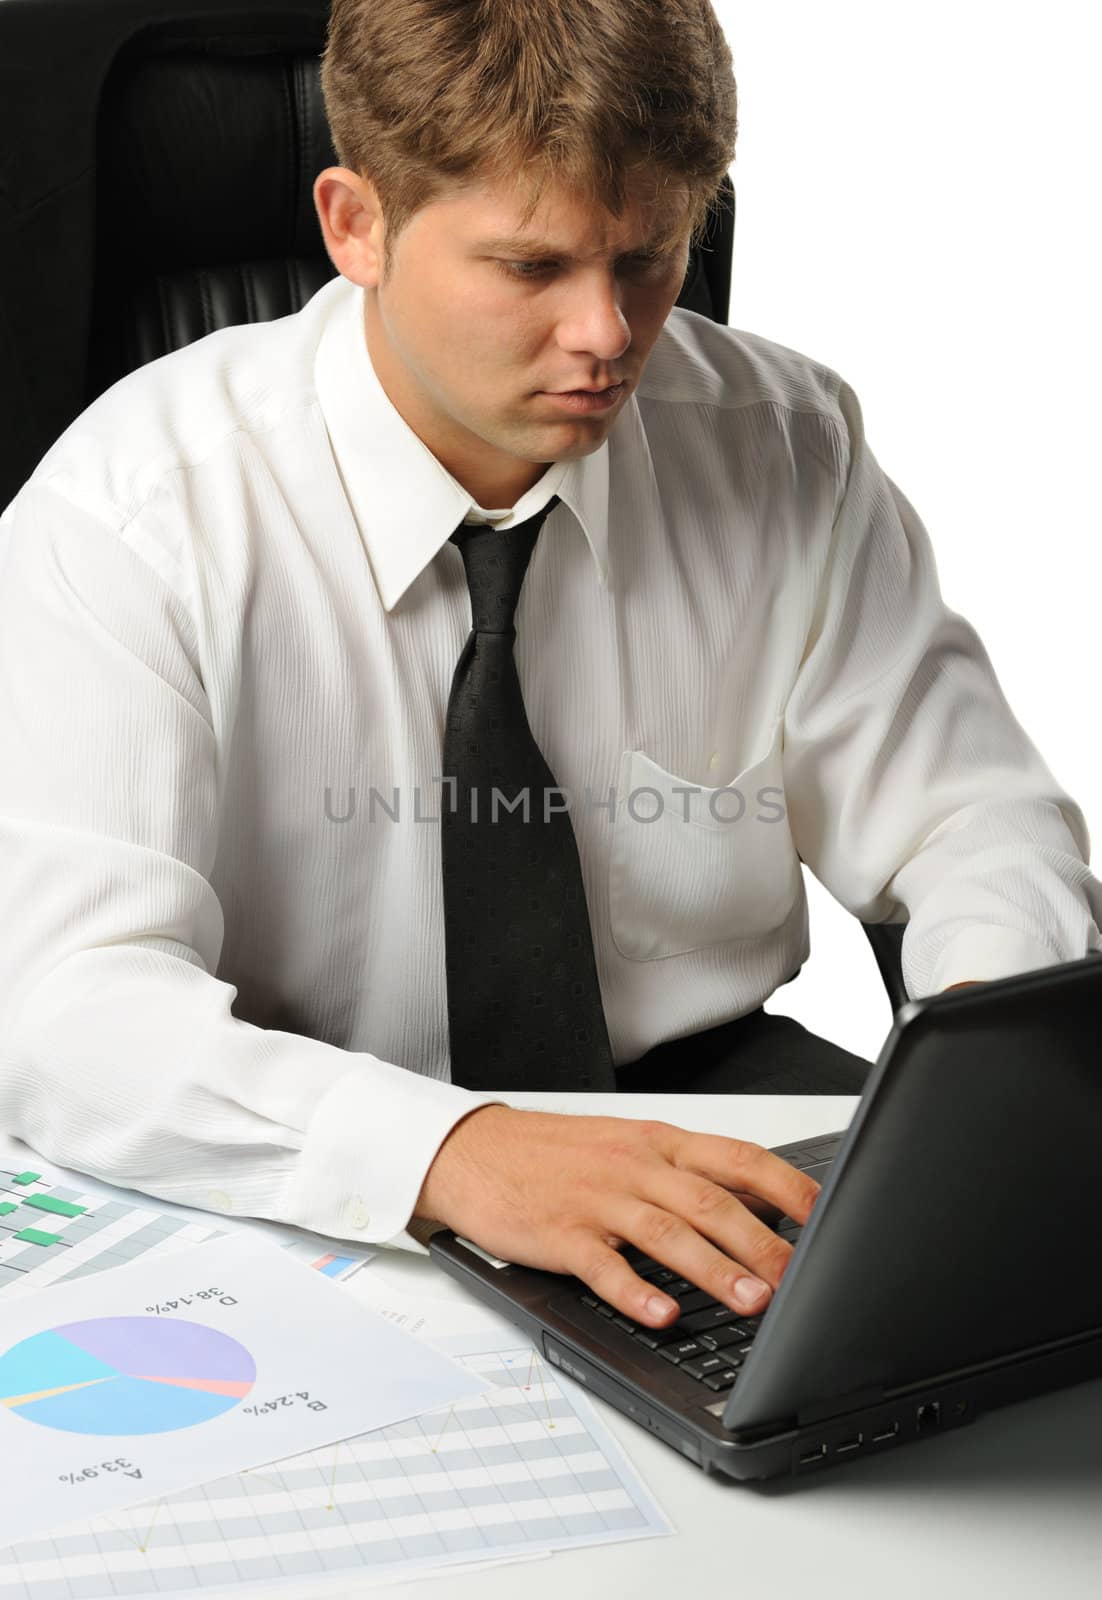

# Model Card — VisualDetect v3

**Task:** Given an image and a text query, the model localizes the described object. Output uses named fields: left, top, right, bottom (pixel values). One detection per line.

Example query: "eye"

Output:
left=496, top=255, right=667, bottom=281
left=499, top=260, right=555, bottom=279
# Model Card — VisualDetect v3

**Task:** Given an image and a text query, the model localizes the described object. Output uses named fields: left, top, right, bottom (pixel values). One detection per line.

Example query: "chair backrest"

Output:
left=0, top=0, right=734, bottom=511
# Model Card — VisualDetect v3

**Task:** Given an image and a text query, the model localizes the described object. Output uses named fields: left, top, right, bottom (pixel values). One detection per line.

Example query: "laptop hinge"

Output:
left=796, top=1386, right=884, bottom=1427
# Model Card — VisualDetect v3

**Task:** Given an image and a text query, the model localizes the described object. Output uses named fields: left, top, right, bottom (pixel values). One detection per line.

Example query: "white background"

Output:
left=710, top=0, right=1101, bottom=1061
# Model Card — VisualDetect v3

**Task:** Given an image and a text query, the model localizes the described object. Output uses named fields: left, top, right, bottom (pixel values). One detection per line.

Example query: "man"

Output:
left=1, top=0, right=1099, bottom=1339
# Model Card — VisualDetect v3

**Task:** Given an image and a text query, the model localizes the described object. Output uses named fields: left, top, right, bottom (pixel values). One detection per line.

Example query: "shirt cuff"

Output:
left=925, top=925, right=1066, bottom=996
left=278, top=1057, right=510, bottom=1253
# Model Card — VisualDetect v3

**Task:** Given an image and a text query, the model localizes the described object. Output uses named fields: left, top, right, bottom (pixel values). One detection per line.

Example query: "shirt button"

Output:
left=708, top=752, right=720, bottom=770
left=345, top=1197, right=371, bottom=1232
left=207, top=1190, right=232, bottom=1211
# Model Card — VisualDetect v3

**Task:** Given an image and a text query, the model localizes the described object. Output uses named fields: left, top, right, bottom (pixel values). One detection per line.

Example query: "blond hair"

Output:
left=319, top=0, right=738, bottom=278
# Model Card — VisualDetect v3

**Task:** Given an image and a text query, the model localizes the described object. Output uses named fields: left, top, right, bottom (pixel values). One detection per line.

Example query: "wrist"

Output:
left=413, top=1102, right=513, bottom=1225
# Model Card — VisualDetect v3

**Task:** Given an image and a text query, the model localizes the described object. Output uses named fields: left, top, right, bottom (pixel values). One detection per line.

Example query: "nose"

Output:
left=558, top=271, right=632, bottom=358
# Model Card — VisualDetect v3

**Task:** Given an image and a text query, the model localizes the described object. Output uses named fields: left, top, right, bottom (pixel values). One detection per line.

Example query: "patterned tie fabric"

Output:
left=441, top=494, right=617, bottom=1092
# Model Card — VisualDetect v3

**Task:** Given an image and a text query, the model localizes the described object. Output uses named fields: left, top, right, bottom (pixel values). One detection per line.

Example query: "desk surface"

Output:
left=347, top=1092, right=1102, bottom=1600
left=3, top=1096, right=1100, bottom=1600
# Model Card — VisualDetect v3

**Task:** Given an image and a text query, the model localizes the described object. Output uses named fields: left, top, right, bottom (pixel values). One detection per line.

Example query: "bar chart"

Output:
left=0, top=1165, right=367, bottom=1294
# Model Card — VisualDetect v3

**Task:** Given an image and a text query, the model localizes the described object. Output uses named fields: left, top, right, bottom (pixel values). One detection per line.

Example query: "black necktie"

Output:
left=441, top=495, right=617, bottom=1092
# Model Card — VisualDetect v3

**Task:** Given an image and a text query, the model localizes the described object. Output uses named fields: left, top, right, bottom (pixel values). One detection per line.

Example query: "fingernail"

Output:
left=646, top=1295, right=676, bottom=1318
left=734, top=1277, right=768, bottom=1308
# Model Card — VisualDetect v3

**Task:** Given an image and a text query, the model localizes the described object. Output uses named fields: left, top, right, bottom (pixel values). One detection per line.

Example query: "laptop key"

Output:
left=671, top=1289, right=715, bottom=1317
left=611, top=1314, right=638, bottom=1334
left=680, top=1353, right=727, bottom=1381
left=657, top=1339, right=705, bottom=1365
left=620, top=1247, right=677, bottom=1281
left=632, top=1321, right=698, bottom=1350
left=677, top=1305, right=744, bottom=1335
left=642, top=1267, right=678, bottom=1288
left=697, top=1324, right=754, bottom=1350
left=696, top=1327, right=746, bottom=1353
left=702, top=1367, right=741, bottom=1392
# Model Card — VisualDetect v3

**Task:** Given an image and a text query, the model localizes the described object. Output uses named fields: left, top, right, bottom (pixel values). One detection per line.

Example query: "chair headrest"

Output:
left=0, top=0, right=732, bottom=512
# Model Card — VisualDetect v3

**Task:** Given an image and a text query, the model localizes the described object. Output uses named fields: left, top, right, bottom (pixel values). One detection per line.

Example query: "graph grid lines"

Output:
left=0, top=1345, right=667, bottom=1599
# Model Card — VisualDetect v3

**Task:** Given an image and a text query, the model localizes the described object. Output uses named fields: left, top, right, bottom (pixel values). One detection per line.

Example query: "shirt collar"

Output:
left=313, top=275, right=611, bottom=612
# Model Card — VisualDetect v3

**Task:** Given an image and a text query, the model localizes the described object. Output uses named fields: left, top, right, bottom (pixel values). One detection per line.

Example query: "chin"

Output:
left=550, top=425, right=612, bottom=450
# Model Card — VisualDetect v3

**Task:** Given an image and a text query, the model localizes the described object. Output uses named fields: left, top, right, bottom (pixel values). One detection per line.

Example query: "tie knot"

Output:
left=450, top=495, right=560, bottom=634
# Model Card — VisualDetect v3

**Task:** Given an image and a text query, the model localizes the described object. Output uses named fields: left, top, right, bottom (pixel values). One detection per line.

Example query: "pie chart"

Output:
left=0, top=1317, right=256, bottom=1436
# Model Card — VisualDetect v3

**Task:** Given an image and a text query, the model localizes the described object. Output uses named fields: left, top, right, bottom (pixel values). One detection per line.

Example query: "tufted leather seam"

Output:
left=157, top=278, right=174, bottom=358
left=197, top=268, right=214, bottom=339
left=293, top=60, right=310, bottom=255
left=280, top=61, right=296, bottom=250
left=239, top=259, right=256, bottom=326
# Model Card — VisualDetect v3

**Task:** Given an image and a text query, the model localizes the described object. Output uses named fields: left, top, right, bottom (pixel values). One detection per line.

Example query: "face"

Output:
left=313, top=166, right=693, bottom=508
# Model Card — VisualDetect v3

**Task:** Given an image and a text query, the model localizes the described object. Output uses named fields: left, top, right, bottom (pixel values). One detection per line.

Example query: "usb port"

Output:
left=873, top=1422, right=900, bottom=1443
left=835, top=1434, right=863, bottom=1454
left=799, top=1443, right=827, bottom=1464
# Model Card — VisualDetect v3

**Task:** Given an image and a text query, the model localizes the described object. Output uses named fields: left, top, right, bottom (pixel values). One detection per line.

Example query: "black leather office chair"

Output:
left=0, top=0, right=949, bottom=1017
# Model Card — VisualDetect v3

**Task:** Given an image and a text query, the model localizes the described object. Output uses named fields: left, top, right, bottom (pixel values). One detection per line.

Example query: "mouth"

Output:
left=540, top=382, right=625, bottom=413
left=551, top=382, right=624, bottom=394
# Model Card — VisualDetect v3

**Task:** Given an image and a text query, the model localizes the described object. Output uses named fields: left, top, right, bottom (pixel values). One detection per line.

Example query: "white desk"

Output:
left=342, top=1092, right=1102, bottom=1600
left=3, top=1096, right=1099, bottom=1600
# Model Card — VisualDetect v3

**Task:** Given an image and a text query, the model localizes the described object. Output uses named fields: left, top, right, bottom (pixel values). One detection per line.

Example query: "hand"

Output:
left=942, top=981, right=983, bottom=991
left=414, top=1105, right=821, bottom=1330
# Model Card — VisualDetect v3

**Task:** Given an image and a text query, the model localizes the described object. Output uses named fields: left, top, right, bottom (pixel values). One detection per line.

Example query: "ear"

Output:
left=312, top=167, right=387, bottom=289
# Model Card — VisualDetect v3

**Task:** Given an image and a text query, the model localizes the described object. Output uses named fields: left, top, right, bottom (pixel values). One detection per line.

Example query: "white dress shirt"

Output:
left=2, top=271, right=1099, bottom=1256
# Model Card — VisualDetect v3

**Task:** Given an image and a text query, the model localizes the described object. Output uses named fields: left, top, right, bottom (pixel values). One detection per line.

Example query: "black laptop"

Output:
left=429, top=952, right=1102, bottom=1481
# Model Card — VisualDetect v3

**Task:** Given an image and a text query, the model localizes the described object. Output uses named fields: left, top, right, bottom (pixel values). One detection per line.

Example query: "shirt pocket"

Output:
left=608, top=716, right=802, bottom=962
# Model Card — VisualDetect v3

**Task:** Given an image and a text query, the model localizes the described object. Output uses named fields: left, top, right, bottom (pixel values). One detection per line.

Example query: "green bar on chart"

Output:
left=11, top=1172, right=41, bottom=1186
left=0, top=1201, right=18, bottom=1215
left=23, top=1194, right=86, bottom=1218
left=13, top=1228, right=62, bottom=1246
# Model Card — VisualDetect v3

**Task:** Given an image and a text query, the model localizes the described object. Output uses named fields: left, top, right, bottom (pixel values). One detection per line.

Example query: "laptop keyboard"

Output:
left=571, top=1132, right=843, bottom=1401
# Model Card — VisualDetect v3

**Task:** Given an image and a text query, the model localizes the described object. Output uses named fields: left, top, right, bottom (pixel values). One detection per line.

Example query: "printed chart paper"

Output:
left=0, top=1234, right=496, bottom=1553
left=0, top=1153, right=371, bottom=1298
left=0, top=1324, right=672, bottom=1599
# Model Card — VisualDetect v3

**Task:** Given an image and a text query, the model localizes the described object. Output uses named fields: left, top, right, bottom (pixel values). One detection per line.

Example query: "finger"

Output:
left=661, top=1126, right=822, bottom=1224
left=617, top=1165, right=795, bottom=1309
left=570, top=1234, right=689, bottom=1328
left=569, top=1223, right=771, bottom=1331
left=580, top=1199, right=785, bottom=1331
left=609, top=1198, right=783, bottom=1302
